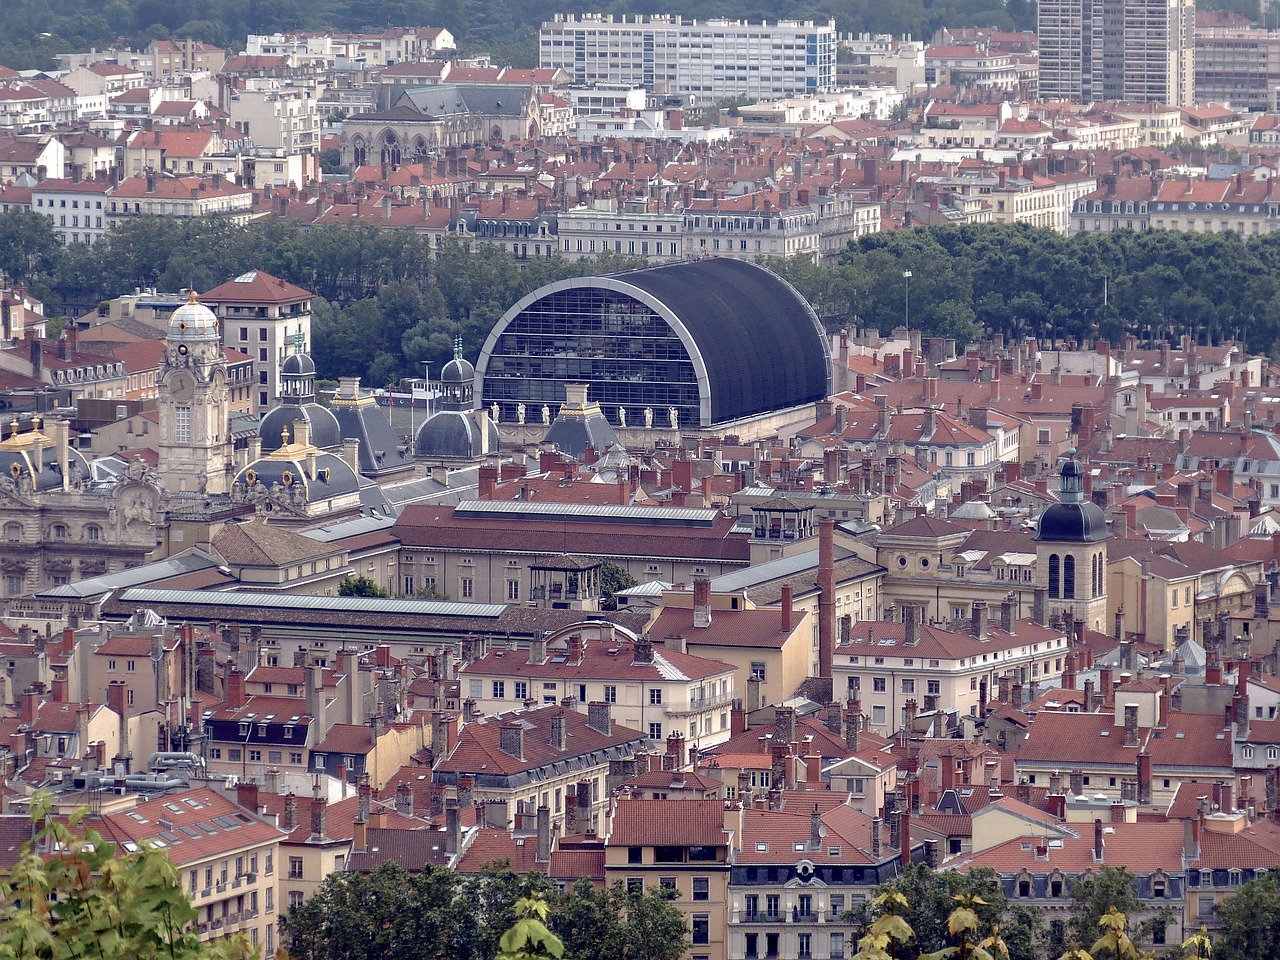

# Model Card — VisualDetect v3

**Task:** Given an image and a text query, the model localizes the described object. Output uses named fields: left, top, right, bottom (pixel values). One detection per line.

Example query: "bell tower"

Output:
left=157, top=291, right=231, bottom=494
left=1034, top=451, right=1110, bottom=631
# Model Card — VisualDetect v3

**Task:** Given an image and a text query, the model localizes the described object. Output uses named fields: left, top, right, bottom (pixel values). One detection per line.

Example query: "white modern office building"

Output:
left=539, top=15, right=837, bottom=99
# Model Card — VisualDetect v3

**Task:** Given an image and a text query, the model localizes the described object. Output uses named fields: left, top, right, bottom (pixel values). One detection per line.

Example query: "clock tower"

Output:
left=157, top=290, right=231, bottom=494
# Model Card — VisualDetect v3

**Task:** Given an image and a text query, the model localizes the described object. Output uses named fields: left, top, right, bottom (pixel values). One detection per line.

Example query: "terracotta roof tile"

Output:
left=607, top=798, right=729, bottom=847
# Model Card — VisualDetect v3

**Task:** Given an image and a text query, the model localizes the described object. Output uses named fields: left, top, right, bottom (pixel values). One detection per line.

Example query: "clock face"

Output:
left=171, top=373, right=194, bottom=403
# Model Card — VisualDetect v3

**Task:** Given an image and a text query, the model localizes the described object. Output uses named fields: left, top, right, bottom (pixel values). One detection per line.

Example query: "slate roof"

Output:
left=612, top=260, right=831, bottom=424
left=463, top=642, right=733, bottom=682
left=348, top=826, right=452, bottom=872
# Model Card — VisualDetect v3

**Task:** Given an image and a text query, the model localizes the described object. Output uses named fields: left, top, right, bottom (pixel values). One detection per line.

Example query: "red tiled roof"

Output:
left=436, top=705, right=646, bottom=778
left=952, top=821, right=1186, bottom=873
left=456, top=827, right=543, bottom=872
left=649, top=607, right=804, bottom=651
left=313, top=723, right=376, bottom=754
left=93, top=787, right=282, bottom=867
left=607, top=798, right=728, bottom=847
left=392, top=505, right=750, bottom=563
left=202, top=269, right=313, bottom=305
left=463, top=640, right=733, bottom=683
left=549, top=846, right=605, bottom=879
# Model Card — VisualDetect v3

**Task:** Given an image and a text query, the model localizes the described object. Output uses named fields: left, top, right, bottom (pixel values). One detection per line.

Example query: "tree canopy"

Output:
left=0, top=0, right=1048, bottom=73
left=1215, top=871, right=1280, bottom=960
left=11, top=214, right=1280, bottom=389
left=282, top=864, right=688, bottom=960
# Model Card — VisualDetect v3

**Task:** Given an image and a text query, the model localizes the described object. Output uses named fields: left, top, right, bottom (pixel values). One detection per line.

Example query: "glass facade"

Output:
left=481, top=287, right=702, bottom=426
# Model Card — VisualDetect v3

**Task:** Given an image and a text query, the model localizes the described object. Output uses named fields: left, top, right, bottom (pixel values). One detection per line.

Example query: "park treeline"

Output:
left=6, top=209, right=1280, bottom=386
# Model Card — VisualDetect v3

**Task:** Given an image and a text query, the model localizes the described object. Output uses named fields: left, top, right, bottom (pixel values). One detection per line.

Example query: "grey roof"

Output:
left=113, top=587, right=508, bottom=619
left=300, top=515, right=398, bottom=542
left=259, top=405, right=342, bottom=451
left=238, top=450, right=360, bottom=499
left=414, top=409, right=498, bottom=460
left=615, top=259, right=831, bottom=423
left=399, top=83, right=532, bottom=118
left=544, top=406, right=618, bottom=461
left=711, top=548, right=823, bottom=592
left=382, top=466, right=483, bottom=509
left=37, top=553, right=220, bottom=599
left=330, top=399, right=414, bottom=477
left=453, top=499, right=721, bottom=525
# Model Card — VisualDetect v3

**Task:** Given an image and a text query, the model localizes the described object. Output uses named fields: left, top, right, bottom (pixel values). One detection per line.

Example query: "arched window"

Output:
left=84, top=524, right=101, bottom=542
left=50, top=524, right=68, bottom=540
left=351, top=137, right=367, bottom=168
left=1048, top=554, right=1061, bottom=599
left=3, top=522, right=21, bottom=542
left=1063, top=555, right=1076, bottom=600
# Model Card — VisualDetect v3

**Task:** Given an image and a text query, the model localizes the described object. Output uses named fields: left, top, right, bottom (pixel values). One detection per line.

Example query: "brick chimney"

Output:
left=693, top=577, right=712, bottom=628
left=226, top=668, right=245, bottom=708
left=236, top=780, right=261, bottom=814
left=818, top=518, right=835, bottom=678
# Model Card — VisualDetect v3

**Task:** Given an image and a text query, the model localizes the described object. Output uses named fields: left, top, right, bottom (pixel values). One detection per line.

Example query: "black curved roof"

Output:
left=237, top=451, right=360, bottom=499
left=259, top=405, right=342, bottom=452
left=281, top=353, right=316, bottom=376
left=331, top=399, right=415, bottom=476
left=616, top=259, right=831, bottom=423
left=415, top=410, right=498, bottom=459
left=1035, top=501, right=1109, bottom=543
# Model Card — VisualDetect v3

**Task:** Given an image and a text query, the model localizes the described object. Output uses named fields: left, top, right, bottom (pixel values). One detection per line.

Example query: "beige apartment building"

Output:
left=605, top=798, right=742, bottom=960
left=95, top=788, right=283, bottom=957
left=833, top=611, right=1069, bottom=734
left=461, top=621, right=738, bottom=749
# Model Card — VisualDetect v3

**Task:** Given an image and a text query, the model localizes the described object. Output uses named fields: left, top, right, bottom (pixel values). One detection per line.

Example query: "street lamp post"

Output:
left=902, top=269, right=913, bottom=333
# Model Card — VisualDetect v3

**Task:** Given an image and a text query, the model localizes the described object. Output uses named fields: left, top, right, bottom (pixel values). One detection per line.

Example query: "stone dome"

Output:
left=414, top=409, right=498, bottom=460
left=168, top=291, right=219, bottom=339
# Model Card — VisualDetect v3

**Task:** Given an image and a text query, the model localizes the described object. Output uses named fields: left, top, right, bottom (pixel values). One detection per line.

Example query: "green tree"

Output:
left=598, top=560, right=637, bottom=611
left=880, top=864, right=1010, bottom=958
left=283, top=862, right=466, bottom=960
left=1216, top=871, right=1280, bottom=960
left=853, top=891, right=914, bottom=960
left=1067, top=868, right=1143, bottom=948
left=0, top=794, right=250, bottom=960
left=550, top=879, right=687, bottom=960
left=338, top=575, right=389, bottom=597
left=498, top=895, right=564, bottom=960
